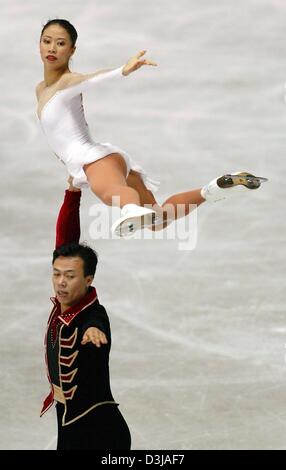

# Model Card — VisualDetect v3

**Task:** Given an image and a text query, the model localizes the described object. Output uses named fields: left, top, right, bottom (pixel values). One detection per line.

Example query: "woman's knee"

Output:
left=127, top=171, right=158, bottom=207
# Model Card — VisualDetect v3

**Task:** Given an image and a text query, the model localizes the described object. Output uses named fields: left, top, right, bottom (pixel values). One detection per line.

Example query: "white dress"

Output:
left=37, top=65, right=160, bottom=190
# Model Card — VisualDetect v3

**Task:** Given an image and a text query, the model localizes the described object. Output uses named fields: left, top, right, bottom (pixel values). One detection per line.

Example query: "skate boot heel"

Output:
left=111, top=204, right=156, bottom=238
left=123, top=212, right=156, bottom=236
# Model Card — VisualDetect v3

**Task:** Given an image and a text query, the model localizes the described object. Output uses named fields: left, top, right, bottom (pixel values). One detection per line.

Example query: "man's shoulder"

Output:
left=79, top=299, right=109, bottom=318
left=87, top=299, right=108, bottom=315
left=76, top=300, right=110, bottom=334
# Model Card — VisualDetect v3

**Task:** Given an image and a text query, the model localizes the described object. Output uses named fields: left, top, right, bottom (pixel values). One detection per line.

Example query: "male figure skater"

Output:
left=40, top=178, right=131, bottom=450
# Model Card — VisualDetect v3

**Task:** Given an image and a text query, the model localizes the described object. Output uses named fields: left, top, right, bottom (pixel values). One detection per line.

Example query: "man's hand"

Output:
left=81, top=327, right=108, bottom=348
left=122, top=50, right=157, bottom=76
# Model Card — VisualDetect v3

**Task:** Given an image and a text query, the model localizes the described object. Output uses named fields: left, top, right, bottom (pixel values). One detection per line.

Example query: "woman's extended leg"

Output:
left=83, top=153, right=141, bottom=207
left=84, top=159, right=267, bottom=236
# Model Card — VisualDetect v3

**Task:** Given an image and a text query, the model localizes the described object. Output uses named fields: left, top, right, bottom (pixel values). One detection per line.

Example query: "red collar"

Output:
left=50, top=286, right=98, bottom=326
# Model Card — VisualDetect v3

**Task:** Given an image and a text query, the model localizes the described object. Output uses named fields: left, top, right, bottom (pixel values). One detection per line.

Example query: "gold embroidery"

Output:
left=52, top=384, right=65, bottom=404
left=62, top=401, right=119, bottom=427
left=61, top=329, right=78, bottom=349
left=59, top=350, right=78, bottom=368
left=64, top=385, right=78, bottom=400
left=61, top=368, right=78, bottom=383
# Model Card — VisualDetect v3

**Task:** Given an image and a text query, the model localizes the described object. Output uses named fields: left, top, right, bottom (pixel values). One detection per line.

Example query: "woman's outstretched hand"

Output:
left=122, top=50, right=157, bottom=76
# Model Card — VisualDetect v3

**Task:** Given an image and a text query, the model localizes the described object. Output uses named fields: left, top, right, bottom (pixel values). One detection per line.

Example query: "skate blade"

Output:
left=115, top=212, right=156, bottom=238
left=219, top=173, right=268, bottom=190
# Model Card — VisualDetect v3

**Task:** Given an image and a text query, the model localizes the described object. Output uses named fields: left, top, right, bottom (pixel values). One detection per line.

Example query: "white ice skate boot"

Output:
left=111, top=204, right=157, bottom=237
left=201, top=171, right=268, bottom=202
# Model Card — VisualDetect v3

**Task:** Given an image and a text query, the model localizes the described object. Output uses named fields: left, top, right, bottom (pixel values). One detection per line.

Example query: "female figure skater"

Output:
left=36, top=19, right=267, bottom=237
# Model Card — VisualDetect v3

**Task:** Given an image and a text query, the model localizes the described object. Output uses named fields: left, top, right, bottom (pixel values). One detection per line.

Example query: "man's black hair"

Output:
left=53, top=243, right=98, bottom=277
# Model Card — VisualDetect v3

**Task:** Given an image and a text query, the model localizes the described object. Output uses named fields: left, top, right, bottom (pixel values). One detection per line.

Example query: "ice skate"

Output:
left=111, top=204, right=158, bottom=237
left=201, top=171, right=268, bottom=202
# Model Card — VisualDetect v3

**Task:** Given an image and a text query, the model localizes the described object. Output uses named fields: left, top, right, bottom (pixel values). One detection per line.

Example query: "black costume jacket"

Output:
left=41, top=286, right=117, bottom=426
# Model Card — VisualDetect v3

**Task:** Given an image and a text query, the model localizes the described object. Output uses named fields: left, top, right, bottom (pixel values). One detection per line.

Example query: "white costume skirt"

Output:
left=60, top=141, right=160, bottom=192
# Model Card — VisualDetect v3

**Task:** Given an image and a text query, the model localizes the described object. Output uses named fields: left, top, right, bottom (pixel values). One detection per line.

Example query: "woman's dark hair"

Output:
left=53, top=243, right=98, bottom=277
left=41, top=19, right=78, bottom=48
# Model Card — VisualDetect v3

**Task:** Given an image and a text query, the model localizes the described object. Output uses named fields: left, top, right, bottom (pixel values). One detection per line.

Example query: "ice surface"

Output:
left=0, top=0, right=285, bottom=450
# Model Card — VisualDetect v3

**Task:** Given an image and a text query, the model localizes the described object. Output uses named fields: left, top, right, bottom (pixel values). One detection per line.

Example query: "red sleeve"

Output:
left=55, top=190, right=82, bottom=249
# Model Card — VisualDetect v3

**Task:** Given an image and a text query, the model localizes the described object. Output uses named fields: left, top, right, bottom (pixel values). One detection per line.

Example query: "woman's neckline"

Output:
left=37, top=73, right=84, bottom=121
left=43, top=70, right=72, bottom=89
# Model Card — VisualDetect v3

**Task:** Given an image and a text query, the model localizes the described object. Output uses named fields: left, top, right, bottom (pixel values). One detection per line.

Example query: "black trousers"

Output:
left=56, top=403, right=131, bottom=450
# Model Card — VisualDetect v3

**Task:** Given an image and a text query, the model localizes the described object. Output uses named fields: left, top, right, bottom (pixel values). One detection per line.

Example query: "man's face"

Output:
left=52, top=256, right=93, bottom=310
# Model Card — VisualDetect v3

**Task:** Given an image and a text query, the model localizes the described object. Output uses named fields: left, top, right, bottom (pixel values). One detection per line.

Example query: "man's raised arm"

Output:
left=55, top=178, right=82, bottom=249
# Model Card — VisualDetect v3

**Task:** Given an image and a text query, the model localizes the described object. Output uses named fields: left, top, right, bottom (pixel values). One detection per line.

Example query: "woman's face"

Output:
left=40, top=24, right=75, bottom=69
